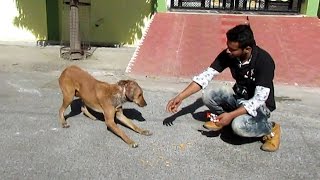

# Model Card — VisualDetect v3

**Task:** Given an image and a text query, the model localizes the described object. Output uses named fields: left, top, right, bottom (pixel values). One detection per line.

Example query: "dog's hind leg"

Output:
left=81, top=105, right=97, bottom=120
left=116, top=108, right=152, bottom=136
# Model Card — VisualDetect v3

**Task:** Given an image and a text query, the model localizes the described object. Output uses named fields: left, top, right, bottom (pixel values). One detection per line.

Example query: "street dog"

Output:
left=58, top=65, right=152, bottom=148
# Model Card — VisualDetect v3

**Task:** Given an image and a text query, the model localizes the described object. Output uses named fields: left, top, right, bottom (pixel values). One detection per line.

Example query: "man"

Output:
left=166, top=24, right=280, bottom=152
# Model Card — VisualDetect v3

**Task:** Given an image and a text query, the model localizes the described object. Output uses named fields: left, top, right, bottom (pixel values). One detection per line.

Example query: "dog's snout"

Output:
left=142, top=100, right=147, bottom=107
left=140, top=100, right=147, bottom=107
left=136, top=97, right=147, bottom=107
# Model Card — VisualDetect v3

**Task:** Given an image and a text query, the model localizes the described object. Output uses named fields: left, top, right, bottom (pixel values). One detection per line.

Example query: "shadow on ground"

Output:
left=64, top=98, right=146, bottom=122
left=163, top=98, right=206, bottom=126
left=163, top=98, right=261, bottom=145
left=199, top=126, right=262, bottom=145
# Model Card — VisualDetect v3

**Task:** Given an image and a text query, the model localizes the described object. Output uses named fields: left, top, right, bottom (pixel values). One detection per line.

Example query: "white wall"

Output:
left=166, top=0, right=171, bottom=8
left=0, top=0, right=37, bottom=43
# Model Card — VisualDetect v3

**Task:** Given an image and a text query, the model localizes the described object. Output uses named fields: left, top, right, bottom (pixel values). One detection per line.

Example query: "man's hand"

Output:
left=216, top=106, right=247, bottom=126
left=165, top=81, right=202, bottom=113
left=166, top=96, right=182, bottom=113
left=216, top=112, right=234, bottom=126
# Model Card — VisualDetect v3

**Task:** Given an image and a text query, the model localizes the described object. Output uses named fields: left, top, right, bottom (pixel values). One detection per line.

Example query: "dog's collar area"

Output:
left=122, top=86, right=126, bottom=99
left=122, top=86, right=131, bottom=102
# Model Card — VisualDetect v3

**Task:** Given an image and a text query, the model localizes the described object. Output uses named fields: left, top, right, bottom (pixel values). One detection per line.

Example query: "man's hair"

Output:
left=226, top=24, right=256, bottom=49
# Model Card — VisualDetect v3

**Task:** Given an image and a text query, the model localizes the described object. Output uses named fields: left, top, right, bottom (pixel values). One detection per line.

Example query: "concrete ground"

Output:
left=0, top=44, right=319, bottom=179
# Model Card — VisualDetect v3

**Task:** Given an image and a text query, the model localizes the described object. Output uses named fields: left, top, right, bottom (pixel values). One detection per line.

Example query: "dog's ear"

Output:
left=125, top=80, right=134, bottom=99
left=124, top=80, right=139, bottom=101
left=117, top=80, right=129, bottom=87
left=117, top=80, right=135, bottom=101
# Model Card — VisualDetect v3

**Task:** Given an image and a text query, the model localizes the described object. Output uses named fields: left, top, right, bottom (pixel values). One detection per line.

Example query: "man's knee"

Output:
left=202, top=89, right=214, bottom=107
left=231, top=118, right=248, bottom=137
left=231, top=117, right=271, bottom=137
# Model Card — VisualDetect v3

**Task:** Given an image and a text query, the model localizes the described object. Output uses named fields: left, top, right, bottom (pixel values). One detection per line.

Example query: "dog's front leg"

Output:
left=116, top=108, right=152, bottom=136
left=103, top=107, right=138, bottom=148
left=81, top=105, right=96, bottom=120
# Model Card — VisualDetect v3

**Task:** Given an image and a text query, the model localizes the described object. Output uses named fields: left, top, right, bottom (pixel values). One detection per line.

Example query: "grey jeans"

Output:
left=202, top=88, right=273, bottom=137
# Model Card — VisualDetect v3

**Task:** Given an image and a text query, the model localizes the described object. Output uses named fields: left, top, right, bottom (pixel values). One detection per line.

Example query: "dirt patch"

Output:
left=275, top=96, right=301, bottom=102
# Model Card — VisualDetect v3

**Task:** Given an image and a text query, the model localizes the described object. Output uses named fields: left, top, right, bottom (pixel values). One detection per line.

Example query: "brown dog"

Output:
left=58, top=65, right=152, bottom=148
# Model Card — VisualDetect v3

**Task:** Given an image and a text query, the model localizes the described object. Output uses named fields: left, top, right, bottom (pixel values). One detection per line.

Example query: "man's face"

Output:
left=226, top=41, right=244, bottom=59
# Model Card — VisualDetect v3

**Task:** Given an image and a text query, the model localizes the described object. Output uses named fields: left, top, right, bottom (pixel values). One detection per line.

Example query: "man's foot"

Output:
left=261, top=122, right=281, bottom=152
left=203, top=121, right=223, bottom=131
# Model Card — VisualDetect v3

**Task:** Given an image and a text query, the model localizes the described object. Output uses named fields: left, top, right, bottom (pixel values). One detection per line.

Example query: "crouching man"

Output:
left=166, top=24, right=280, bottom=152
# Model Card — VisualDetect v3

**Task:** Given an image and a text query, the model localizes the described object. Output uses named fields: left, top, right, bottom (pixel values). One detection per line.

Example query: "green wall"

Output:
left=318, top=1, right=320, bottom=18
left=46, top=0, right=59, bottom=41
left=13, top=0, right=48, bottom=40
left=156, top=0, right=167, bottom=12
left=59, top=0, right=157, bottom=46
left=301, top=0, right=320, bottom=17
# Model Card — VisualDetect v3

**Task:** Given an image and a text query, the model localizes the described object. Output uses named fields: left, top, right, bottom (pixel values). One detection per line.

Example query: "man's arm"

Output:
left=166, top=67, right=220, bottom=113
left=216, top=106, right=247, bottom=126
left=216, top=86, right=270, bottom=126
left=166, top=82, right=201, bottom=113
left=176, top=81, right=202, bottom=100
left=242, top=86, right=270, bottom=117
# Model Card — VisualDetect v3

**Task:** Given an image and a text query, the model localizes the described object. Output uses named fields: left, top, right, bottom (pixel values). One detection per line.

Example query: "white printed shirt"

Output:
left=193, top=67, right=270, bottom=117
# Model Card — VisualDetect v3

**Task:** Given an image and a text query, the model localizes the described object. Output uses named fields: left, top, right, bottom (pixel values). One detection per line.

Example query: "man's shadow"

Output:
left=64, top=99, right=146, bottom=122
left=199, top=126, right=262, bottom=145
left=163, top=98, right=207, bottom=126
left=163, top=98, right=261, bottom=145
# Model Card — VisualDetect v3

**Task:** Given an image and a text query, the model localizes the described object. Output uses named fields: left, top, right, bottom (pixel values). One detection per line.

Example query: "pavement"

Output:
left=0, top=43, right=320, bottom=179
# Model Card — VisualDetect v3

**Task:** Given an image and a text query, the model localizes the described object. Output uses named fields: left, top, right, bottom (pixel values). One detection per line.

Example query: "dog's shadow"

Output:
left=64, top=99, right=146, bottom=122
left=163, top=98, right=260, bottom=145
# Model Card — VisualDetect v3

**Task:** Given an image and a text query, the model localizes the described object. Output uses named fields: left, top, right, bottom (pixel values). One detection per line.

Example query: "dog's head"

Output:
left=117, top=80, right=147, bottom=107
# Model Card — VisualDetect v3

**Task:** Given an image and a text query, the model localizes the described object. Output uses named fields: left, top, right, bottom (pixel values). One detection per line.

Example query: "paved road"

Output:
left=0, top=45, right=319, bottom=179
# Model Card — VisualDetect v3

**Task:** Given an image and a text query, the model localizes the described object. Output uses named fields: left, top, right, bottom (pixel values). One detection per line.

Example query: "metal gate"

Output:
left=170, top=0, right=302, bottom=13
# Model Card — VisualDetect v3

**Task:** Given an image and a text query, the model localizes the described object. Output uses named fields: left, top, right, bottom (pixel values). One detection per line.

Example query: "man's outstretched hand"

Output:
left=166, top=96, right=182, bottom=113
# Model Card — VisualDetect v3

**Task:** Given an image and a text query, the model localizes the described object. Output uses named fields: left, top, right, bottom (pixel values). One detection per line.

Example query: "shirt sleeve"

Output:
left=210, top=49, right=230, bottom=73
left=192, top=67, right=220, bottom=89
left=255, top=53, right=275, bottom=87
left=242, top=86, right=270, bottom=117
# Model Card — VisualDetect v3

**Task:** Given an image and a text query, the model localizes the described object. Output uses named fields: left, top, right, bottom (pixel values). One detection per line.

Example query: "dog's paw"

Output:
left=141, top=130, right=153, bottom=136
left=62, top=123, right=70, bottom=128
left=130, top=143, right=139, bottom=148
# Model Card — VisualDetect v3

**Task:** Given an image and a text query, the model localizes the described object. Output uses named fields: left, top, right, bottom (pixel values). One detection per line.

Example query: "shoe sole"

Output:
left=203, top=124, right=223, bottom=131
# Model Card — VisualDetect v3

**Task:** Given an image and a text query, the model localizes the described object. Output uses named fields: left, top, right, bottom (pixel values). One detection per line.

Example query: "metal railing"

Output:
left=170, top=0, right=302, bottom=13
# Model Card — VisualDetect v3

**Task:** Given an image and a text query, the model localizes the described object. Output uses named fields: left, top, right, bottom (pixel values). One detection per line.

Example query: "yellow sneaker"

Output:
left=261, top=122, right=281, bottom=152
left=203, top=121, right=223, bottom=131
